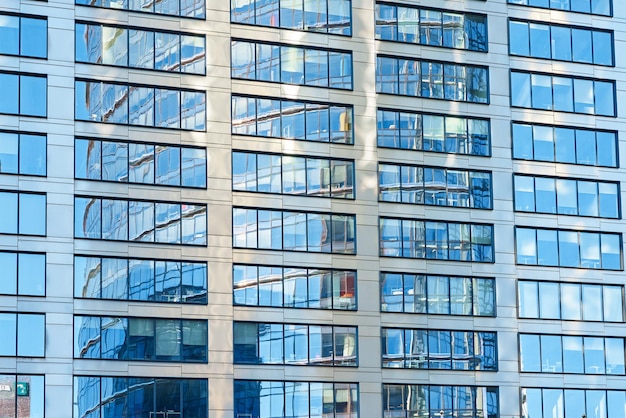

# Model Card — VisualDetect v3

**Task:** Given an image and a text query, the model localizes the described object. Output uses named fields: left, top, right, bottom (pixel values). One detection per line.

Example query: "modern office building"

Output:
left=0, top=0, right=625, bottom=416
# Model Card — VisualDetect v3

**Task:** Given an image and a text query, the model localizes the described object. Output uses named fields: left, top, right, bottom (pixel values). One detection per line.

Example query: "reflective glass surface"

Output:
left=74, top=196, right=207, bottom=245
left=376, top=56, right=488, bottom=103
left=510, top=70, right=616, bottom=116
left=231, top=40, right=352, bottom=89
left=74, top=376, right=207, bottom=418
left=381, top=273, right=495, bottom=316
left=234, top=265, right=356, bottom=310
left=235, top=380, right=358, bottom=418
left=380, top=217, right=493, bottom=262
left=375, top=3, right=487, bottom=51
left=512, top=122, right=617, bottom=167
left=75, top=316, right=207, bottom=362
left=0, top=313, right=45, bottom=357
left=0, top=131, right=46, bottom=176
left=75, top=0, right=205, bottom=17
left=384, top=384, right=498, bottom=418
left=377, top=109, right=490, bottom=156
left=75, top=80, right=205, bottom=131
left=382, top=328, right=497, bottom=370
left=507, top=0, right=611, bottom=15
left=75, top=138, right=205, bottom=187
left=233, top=151, right=354, bottom=198
left=233, top=208, right=355, bottom=254
left=234, top=322, right=357, bottom=366
left=379, top=163, right=491, bottom=208
left=0, top=14, right=47, bottom=58
left=514, top=174, right=619, bottom=218
left=516, top=227, right=622, bottom=270
left=232, top=0, right=351, bottom=35
left=76, top=23, right=205, bottom=74
left=509, top=19, right=613, bottom=65
left=75, top=255, right=206, bottom=303
left=232, top=95, right=353, bottom=144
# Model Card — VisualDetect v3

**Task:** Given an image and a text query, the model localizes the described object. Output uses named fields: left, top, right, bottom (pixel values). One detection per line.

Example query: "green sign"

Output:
left=16, top=382, right=29, bottom=396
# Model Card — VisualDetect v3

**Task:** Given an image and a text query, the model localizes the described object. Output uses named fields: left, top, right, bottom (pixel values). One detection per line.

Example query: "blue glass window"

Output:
left=231, top=40, right=353, bottom=89
left=376, top=56, right=488, bottom=103
left=0, top=14, right=47, bottom=58
left=75, top=0, right=205, bottom=18
left=510, top=70, right=616, bottom=116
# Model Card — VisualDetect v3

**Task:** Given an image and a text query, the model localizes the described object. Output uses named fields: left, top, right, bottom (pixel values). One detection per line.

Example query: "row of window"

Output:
left=521, top=388, right=625, bottom=418
left=512, top=122, right=618, bottom=167
left=76, top=23, right=205, bottom=74
left=380, top=218, right=494, bottom=262
left=0, top=313, right=45, bottom=357
left=234, top=322, right=357, bottom=366
left=516, top=227, right=621, bottom=270
left=377, top=109, right=490, bottom=156
left=231, top=40, right=352, bottom=89
left=74, top=255, right=207, bottom=303
left=0, top=14, right=47, bottom=58
left=382, top=328, right=497, bottom=370
left=0, top=131, right=46, bottom=176
left=376, top=56, right=489, bottom=103
left=74, top=196, right=207, bottom=245
left=381, top=274, right=495, bottom=316
left=74, top=316, right=207, bottom=362
left=520, top=334, right=625, bottom=375
left=0, top=375, right=44, bottom=418
left=514, top=174, right=620, bottom=218
left=74, top=376, right=207, bottom=418
left=0, top=252, right=45, bottom=297
left=75, top=138, right=206, bottom=188
left=509, top=19, right=613, bottom=66
left=383, top=384, right=498, bottom=418
left=511, top=71, right=615, bottom=116
left=0, top=72, right=46, bottom=117
left=234, top=380, right=358, bottom=418
left=519, top=280, right=623, bottom=322
left=233, top=264, right=356, bottom=310
left=75, top=80, right=206, bottom=131
left=0, top=191, right=46, bottom=236
left=379, top=164, right=492, bottom=209
left=231, top=0, right=351, bottom=35
left=233, top=151, right=354, bottom=198
left=76, top=0, right=206, bottom=18
left=508, top=0, right=612, bottom=16
left=375, top=3, right=487, bottom=52
left=232, top=95, right=353, bottom=144
left=233, top=208, right=356, bottom=254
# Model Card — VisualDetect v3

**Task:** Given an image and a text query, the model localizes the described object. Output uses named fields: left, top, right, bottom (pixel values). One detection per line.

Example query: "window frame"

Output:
left=74, top=0, right=207, bottom=19
left=507, top=18, right=614, bottom=66
left=230, top=0, right=353, bottom=36
left=230, top=38, right=354, bottom=91
left=375, top=2, right=488, bottom=52
left=0, top=71, right=47, bottom=118
left=74, top=78, right=207, bottom=132
left=233, top=263, right=357, bottom=310
left=376, top=54, right=490, bottom=104
left=74, top=195, right=207, bottom=247
left=0, top=12, right=48, bottom=59
left=74, top=137, right=207, bottom=189
left=509, top=69, right=617, bottom=117
left=75, top=21, right=206, bottom=75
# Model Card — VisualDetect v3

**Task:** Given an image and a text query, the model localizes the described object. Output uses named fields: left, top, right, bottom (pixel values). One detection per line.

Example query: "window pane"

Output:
left=18, top=253, right=45, bottom=296
left=19, top=193, right=46, bottom=235
left=20, top=75, right=47, bottom=117
left=0, top=73, right=18, bottom=114
left=0, top=15, right=19, bottom=55
left=511, top=72, right=531, bottom=107
left=0, top=131, right=18, bottom=174
left=520, top=335, right=540, bottom=371
left=18, top=314, right=45, bottom=357
left=0, top=314, right=16, bottom=355
left=19, top=134, right=46, bottom=176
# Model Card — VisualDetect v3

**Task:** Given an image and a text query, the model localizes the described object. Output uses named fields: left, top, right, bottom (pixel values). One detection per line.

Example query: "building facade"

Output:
left=0, top=0, right=625, bottom=417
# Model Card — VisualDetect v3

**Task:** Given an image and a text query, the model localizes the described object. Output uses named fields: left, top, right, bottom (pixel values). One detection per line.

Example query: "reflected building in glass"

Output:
left=1, top=0, right=625, bottom=417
